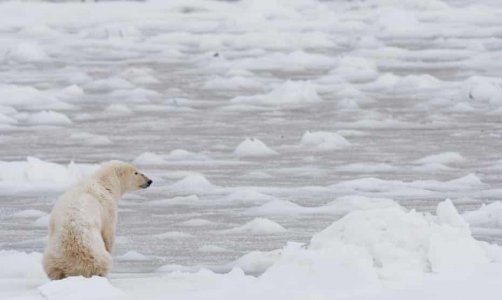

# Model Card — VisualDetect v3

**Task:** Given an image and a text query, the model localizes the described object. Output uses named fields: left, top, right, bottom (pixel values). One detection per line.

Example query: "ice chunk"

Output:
left=234, top=138, right=277, bottom=157
left=26, top=111, right=72, bottom=126
left=133, top=152, right=167, bottom=165
left=38, top=276, right=126, bottom=300
left=225, top=218, right=287, bottom=234
left=116, top=251, right=149, bottom=261
left=169, top=174, right=215, bottom=193
left=301, top=131, right=351, bottom=150
left=414, top=152, right=465, bottom=165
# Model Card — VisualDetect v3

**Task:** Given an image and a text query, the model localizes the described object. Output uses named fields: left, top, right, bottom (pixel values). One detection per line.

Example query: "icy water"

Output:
left=1, top=0, right=502, bottom=275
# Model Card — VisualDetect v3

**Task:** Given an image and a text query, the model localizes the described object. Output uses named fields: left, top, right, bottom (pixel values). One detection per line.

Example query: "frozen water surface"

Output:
left=2, top=0, right=502, bottom=299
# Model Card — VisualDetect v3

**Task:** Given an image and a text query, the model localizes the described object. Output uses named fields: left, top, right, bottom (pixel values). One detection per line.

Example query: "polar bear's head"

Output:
left=103, top=160, right=152, bottom=193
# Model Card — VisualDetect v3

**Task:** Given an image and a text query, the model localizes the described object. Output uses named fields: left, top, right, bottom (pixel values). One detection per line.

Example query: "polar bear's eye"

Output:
left=134, top=172, right=138, bottom=175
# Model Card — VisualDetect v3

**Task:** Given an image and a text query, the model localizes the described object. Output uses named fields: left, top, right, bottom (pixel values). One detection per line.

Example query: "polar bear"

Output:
left=42, top=161, right=152, bottom=280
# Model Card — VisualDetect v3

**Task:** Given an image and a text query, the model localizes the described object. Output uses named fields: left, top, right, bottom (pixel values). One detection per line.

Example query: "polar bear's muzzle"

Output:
left=140, top=177, right=153, bottom=189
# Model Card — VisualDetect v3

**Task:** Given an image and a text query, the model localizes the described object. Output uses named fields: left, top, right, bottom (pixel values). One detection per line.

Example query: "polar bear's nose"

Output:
left=147, top=179, right=153, bottom=186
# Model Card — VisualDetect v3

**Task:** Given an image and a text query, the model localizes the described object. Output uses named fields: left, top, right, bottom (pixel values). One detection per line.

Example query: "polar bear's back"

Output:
left=43, top=183, right=112, bottom=279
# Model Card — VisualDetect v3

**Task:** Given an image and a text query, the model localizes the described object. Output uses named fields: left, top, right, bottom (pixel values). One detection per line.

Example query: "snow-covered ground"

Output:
left=2, top=0, right=502, bottom=299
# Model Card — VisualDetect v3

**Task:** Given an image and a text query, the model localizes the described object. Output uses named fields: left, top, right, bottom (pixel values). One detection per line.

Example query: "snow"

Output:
left=414, top=152, right=465, bottom=165
left=3, top=0, right=502, bottom=299
left=116, top=251, right=149, bottom=261
left=9, top=209, right=47, bottom=218
left=26, top=111, right=72, bottom=126
left=224, top=218, right=287, bottom=234
left=133, top=152, right=167, bottom=165
left=234, top=138, right=277, bottom=157
left=464, top=202, right=502, bottom=228
left=301, top=130, right=351, bottom=150
left=169, top=173, right=215, bottom=194
left=0, top=157, right=98, bottom=188
left=38, top=276, right=126, bottom=300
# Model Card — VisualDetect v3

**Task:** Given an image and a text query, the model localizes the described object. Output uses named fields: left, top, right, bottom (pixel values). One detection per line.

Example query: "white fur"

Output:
left=42, top=161, right=150, bottom=280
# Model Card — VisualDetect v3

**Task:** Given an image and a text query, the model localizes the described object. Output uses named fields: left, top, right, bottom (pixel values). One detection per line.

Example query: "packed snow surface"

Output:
left=3, top=0, right=502, bottom=299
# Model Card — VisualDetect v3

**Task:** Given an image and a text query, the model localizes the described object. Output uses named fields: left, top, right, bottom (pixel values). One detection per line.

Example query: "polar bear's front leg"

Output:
left=102, top=227, right=115, bottom=253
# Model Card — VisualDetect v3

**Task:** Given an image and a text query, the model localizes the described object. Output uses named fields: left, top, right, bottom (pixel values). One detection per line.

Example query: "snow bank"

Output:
left=0, top=157, right=98, bottom=188
left=464, top=202, right=502, bottom=228
left=414, top=152, right=465, bottom=165
left=39, top=276, right=126, bottom=300
left=116, top=251, right=149, bottom=261
left=9, top=209, right=47, bottom=218
left=462, top=76, right=502, bottom=105
left=246, top=196, right=400, bottom=216
left=26, top=111, right=72, bottom=126
left=224, top=218, right=287, bottom=234
left=133, top=152, right=167, bottom=165
left=230, top=81, right=321, bottom=107
left=245, top=199, right=496, bottom=298
left=7, top=42, right=50, bottom=63
left=0, top=250, right=44, bottom=278
left=234, top=138, right=277, bottom=157
left=223, top=189, right=277, bottom=204
left=179, top=218, right=217, bottom=227
left=330, top=56, right=379, bottom=83
left=301, top=130, right=351, bottom=150
left=169, top=174, right=215, bottom=194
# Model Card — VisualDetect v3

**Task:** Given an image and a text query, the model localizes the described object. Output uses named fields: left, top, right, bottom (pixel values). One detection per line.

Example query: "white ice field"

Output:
left=2, top=0, right=502, bottom=299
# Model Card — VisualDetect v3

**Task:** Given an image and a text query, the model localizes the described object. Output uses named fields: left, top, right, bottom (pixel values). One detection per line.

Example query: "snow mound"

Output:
left=38, top=276, right=126, bottom=300
left=309, top=199, right=489, bottom=279
left=7, top=42, right=50, bottom=63
left=226, top=218, right=287, bottom=234
left=27, top=111, right=72, bottom=126
left=0, top=250, right=44, bottom=278
left=169, top=174, right=215, bottom=193
left=230, top=81, right=321, bottom=107
left=234, top=138, right=277, bottom=157
left=179, top=218, right=217, bottom=227
left=464, top=202, right=502, bottom=228
left=229, top=250, right=282, bottom=274
left=33, top=215, right=50, bottom=228
left=165, top=149, right=210, bottom=161
left=463, top=76, right=502, bottom=105
left=301, top=131, right=351, bottom=150
left=0, top=157, right=98, bottom=187
left=9, top=209, right=47, bottom=218
left=331, top=56, right=379, bottom=83
left=116, top=251, right=149, bottom=261
left=224, top=189, right=277, bottom=204
left=414, top=152, right=465, bottom=165
left=105, top=104, right=132, bottom=115
left=246, top=200, right=306, bottom=215
left=247, top=196, right=399, bottom=216
left=133, top=152, right=167, bottom=165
